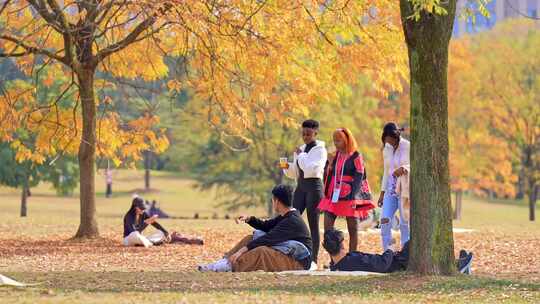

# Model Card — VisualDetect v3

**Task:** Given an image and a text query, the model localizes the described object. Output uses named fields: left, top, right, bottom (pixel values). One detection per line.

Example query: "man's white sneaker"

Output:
left=212, top=258, right=232, bottom=272
left=309, top=262, right=318, bottom=271
left=198, top=258, right=232, bottom=272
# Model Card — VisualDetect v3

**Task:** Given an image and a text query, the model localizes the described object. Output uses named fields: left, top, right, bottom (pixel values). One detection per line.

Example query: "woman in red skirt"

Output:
left=318, top=128, right=375, bottom=252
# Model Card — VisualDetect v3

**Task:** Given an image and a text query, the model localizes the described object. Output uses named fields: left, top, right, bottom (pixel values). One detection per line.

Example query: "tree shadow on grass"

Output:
left=4, top=272, right=539, bottom=295
left=0, top=238, right=124, bottom=257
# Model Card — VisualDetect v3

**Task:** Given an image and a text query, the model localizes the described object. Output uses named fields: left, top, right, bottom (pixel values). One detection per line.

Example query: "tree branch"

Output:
left=304, top=5, right=334, bottom=46
left=0, top=0, right=11, bottom=16
left=0, top=35, right=67, bottom=65
left=95, top=16, right=157, bottom=61
left=45, top=0, right=70, bottom=28
left=26, top=0, right=64, bottom=33
left=0, top=51, right=30, bottom=57
left=24, top=1, right=75, bottom=65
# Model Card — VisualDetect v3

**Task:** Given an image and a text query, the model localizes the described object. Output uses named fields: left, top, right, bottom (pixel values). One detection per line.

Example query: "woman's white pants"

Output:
left=123, top=231, right=164, bottom=248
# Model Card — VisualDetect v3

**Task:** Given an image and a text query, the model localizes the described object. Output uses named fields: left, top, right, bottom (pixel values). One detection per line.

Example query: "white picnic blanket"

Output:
left=330, top=228, right=474, bottom=235
left=0, top=274, right=37, bottom=287
left=275, top=270, right=386, bottom=276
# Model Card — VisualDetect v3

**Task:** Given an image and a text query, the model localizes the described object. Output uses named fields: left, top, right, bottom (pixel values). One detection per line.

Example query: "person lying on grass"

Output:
left=123, top=197, right=203, bottom=247
left=198, top=184, right=313, bottom=272
left=323, top=228, right=473, bottom=274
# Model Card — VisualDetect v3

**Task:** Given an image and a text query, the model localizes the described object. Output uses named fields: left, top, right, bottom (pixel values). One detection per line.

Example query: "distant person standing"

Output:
left=281, top=119, right=327, bottom=269
left=378, top=123, right=410, bottom=251
left=105, top=165, right=113, bottom=198
left=318, top=128, right=374, bottom=253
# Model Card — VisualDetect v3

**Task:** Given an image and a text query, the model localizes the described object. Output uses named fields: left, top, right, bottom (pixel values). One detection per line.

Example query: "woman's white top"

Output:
left=283, top=140, right=327, bottom=180
left=381, top=137, right=410, bottom=192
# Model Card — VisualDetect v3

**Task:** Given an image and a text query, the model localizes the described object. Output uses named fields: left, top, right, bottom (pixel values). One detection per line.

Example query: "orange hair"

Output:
left=333, top=128, right=358, bottom=154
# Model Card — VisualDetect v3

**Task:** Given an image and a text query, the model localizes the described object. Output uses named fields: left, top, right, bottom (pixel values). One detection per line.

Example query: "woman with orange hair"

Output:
left=318, top=128, right=375, bottom=252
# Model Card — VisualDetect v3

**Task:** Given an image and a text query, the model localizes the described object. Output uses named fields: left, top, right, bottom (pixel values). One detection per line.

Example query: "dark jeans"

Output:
left=293, top=183, right=323, bottom=263
left=331, top=241, right=409, bottom=273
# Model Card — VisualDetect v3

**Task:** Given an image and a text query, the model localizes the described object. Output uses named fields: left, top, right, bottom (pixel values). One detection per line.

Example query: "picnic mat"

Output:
left=275, top=270, right=386, bottom=276
left=0, top=274, right=38, bottom=287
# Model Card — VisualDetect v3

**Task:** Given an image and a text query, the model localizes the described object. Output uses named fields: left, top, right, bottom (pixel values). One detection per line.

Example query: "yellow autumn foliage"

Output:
left=1, top=0, right=407, bottom=165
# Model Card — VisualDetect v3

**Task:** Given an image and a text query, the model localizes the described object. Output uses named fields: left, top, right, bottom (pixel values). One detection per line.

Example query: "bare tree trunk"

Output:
left=400, top=0, right=457, bottom=275
left=75, top=69, right=99, bottom=238
left=453, top=191, right=462, bottom=221
left=529, top=185, right=537, bottom=222
left=488, top=189, right=495, bottom=200
left=144, top=150, right=151, bottom=191
left=20, top=184, right=28, bottom=217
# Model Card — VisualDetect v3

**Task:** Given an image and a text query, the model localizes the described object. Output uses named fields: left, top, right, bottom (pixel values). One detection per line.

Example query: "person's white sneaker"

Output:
left=309, top=262, right=318, bottom=271
left=212, top=258, right=232, bottom=272
left=197, top=264, right=213, bottom=272
left=198, top=258, right=232, bottom=272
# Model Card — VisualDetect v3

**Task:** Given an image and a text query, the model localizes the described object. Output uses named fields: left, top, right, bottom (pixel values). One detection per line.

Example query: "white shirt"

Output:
left=381, top=137, right=410, bottom=191
left=283, top=140, right=327, bottom=180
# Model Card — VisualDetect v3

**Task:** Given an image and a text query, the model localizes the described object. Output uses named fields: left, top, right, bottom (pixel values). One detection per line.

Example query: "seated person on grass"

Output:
left=123, top=197, right=203, bottom=247
left=198, top=184, right=313, bottom=272
left=323, top=228, right=473, bottom=274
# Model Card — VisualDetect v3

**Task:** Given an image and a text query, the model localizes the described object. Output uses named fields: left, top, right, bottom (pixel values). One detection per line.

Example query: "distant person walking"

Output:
left=318, top=128, right=374, bottom=253
left=105, top=166, right=113, bottom=198
left=378, top=123, right=410, bottom=251
left=282, top=119, right=327, bottom=269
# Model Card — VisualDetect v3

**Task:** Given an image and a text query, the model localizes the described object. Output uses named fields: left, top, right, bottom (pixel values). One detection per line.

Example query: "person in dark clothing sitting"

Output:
left=198, top=184, right=313, bottom=272
left=323, top=229, right=473, bottom=274
left=123, top=197, right=170, bottom=247
left=123, top=197, right=204, bottom=247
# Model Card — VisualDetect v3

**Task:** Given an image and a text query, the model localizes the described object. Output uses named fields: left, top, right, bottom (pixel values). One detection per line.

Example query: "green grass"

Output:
left=0, top=170, right=539, bottom=303
left=454, top=195, right=540, bottom=234
left=2, top=169, right=538, bottom=235
left=1, top=272, right=538, bottom=303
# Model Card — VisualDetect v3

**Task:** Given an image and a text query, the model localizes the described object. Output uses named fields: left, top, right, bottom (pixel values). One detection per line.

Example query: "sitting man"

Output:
left=323, top=228, right=473, bottom=274
left=199, top=184, right=313, bottom=272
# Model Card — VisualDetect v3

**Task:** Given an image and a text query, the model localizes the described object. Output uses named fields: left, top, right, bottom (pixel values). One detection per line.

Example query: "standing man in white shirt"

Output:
left=282, top=119, right=327, bottom=269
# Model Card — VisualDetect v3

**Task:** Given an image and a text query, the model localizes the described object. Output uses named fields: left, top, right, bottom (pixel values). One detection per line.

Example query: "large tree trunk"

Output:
left=523, top=147, right=537, bottom=221
left=400, top=0, right=457, bottom=275
left=74, top=69, right=99, bottom=238
left=453, top=190, right=462, bottom=221
left=144, top=150, right=151, bottom=191
left=20, top=184, right=28, bottom=217
left=529, top=185, right=537, bottom=222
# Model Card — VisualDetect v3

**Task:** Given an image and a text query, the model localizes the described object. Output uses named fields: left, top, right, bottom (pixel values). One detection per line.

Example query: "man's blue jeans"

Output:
left=252, top=230, right=311, bottom=262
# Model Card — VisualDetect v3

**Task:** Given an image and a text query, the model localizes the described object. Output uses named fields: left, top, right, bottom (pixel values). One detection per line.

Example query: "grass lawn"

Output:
left=0, top=170, right=539, bottom=303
